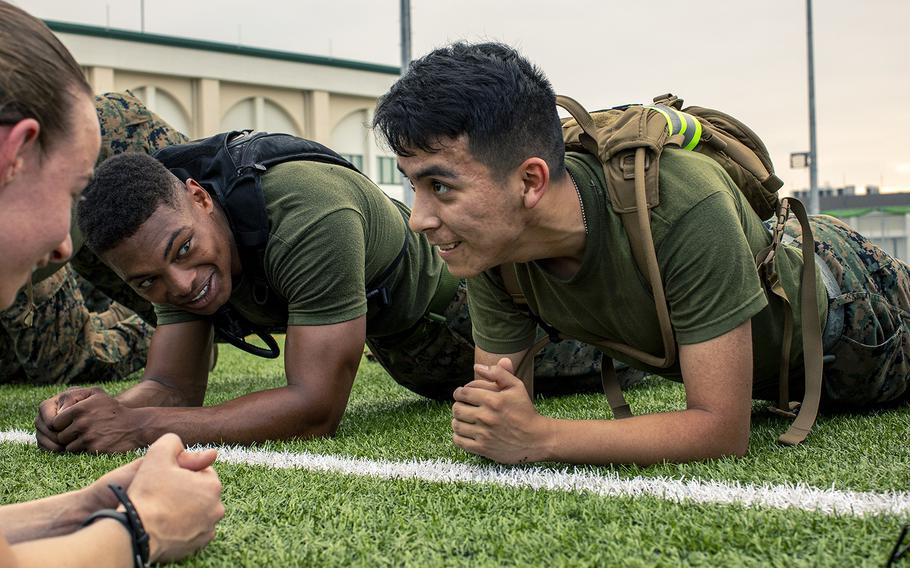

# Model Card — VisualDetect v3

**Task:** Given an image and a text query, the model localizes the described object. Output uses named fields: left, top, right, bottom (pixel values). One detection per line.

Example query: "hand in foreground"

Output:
left=127, top=433, right=224, bottom=563
left=80, top=443, right=220, bottom=513
left=451, top=358, right=549, bottom=464
left=44, top=389, right=143, bottom=453
left=35, top=387, right=102, bottom=451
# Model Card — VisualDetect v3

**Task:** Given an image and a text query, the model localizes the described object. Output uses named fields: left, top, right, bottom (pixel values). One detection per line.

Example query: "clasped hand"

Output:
left=451, top=358, right=549, bottom=464
left=35, top=387, right=141, bottom=453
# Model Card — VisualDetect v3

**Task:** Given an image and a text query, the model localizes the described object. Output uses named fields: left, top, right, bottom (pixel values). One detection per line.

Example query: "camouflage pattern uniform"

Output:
left=70, top=90, right=190, bottom=324
left=367, top=281, right=643, bottom=400
left=0, top=91, right=186, bottom=385
left=0, top=265, right=151, bottom=385
left=782, top=214, right=910, bottom=405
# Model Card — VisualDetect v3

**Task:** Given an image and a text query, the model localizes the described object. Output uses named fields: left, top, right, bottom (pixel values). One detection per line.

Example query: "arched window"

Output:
left=330, top=110, right=367, bottom=172
left=220, top=97, right=299, bottom=135
left=130, top=86, right=191, bottom=135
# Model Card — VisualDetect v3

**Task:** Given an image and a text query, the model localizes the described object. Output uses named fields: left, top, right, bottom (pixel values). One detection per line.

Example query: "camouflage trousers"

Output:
left=0, top=91, right=184, bottom=385
left=367, top=281, right=642, bottom=400
left=0, top=265, right=152, bottom=385
left=783, top=214, right=910, bottom=405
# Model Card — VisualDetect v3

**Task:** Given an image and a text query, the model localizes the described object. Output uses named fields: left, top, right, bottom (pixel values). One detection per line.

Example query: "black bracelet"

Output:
left=81, top=484, right=150, bottom=568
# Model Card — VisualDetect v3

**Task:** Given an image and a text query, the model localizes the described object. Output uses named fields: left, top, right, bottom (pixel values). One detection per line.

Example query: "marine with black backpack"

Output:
left=34, top=127, right=613, bottom=453
left=375, top=41, right=910, bottom=466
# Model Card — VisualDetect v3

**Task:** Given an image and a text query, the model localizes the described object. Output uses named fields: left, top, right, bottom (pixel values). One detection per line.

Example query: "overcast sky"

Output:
left=15, top=0, right=910, bottom=193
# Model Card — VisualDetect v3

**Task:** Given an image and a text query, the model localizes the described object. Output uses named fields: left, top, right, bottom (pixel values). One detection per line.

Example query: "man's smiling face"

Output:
left=397, top=135, right=527, bottom=278
left=102, top=179, right=237, bottom=315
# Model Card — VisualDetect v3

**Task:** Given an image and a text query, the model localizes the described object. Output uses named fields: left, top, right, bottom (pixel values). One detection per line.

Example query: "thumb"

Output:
left=143, top=433, right=185, bottom=465
left=496, top=357, right=515, bottom=375
left=177, top=448, right=218, bottom=471
left=57, top=388, right=98, bottom=413
left=487, top=359, right=521, bottom=389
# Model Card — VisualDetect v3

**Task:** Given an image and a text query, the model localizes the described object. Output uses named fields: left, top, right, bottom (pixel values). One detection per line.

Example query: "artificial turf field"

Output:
left=1, top=341, right=909, bottom=566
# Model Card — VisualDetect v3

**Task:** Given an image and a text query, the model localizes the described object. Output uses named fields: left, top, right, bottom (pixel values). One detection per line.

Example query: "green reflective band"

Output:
left=682, top=115, right=702, bottom=150
left=671, top=109, right=688, bottom=136
left=645, top=104, right=678, bottom=135
left=645, top=104, right=702, bottom=150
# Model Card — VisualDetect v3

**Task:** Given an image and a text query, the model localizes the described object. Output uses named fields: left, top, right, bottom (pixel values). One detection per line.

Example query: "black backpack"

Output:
left=154, top=130, right=407, bottom=358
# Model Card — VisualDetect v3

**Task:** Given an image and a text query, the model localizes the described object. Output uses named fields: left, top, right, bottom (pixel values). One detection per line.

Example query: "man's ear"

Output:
left=518, top=157, right=550, bottom=210
left=0, top=119, right=40, bottom=186
left=185, top=178, right=215, bottom=212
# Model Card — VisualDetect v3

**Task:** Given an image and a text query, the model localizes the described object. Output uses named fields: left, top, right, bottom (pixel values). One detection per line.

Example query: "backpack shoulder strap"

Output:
left=756, top=198, right=824, bottom=445
left=557, top=95, right=677, bottom=369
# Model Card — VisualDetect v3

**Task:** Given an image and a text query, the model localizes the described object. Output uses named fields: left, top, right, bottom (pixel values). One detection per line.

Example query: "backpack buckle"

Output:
left=621, top=152, right=650, bottom=180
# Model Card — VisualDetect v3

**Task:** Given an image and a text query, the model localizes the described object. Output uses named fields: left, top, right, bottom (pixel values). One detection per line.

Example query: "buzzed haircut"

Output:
left=372, top=41, right=565, bottom=181
left=0, top=1, right=92, bottom=153
left=78, top=152, right=180, bottom=255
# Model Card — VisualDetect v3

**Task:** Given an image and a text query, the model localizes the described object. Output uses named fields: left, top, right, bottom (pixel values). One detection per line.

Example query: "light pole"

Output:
left=400, top=0, right=413, bottom=206
left=806, top=0, right=819, bottom=214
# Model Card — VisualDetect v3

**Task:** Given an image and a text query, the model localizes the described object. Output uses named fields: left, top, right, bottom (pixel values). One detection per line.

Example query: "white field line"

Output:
left=2, top=429, right=907, bottom=518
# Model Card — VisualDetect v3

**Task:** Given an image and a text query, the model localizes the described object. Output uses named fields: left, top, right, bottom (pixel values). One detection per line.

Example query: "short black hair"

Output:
left=373, top=42, right=565, bottom=180
left=78, top=152, right=179, bottom=255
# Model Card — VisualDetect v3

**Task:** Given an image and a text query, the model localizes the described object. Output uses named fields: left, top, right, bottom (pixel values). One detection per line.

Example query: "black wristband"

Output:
left=81, top=484, right=150, bottom=568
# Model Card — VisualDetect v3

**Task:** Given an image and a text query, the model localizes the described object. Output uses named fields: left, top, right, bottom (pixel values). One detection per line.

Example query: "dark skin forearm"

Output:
left=117, top=376, right=202, bottom=408
left=44, top=318, right=364, bottom=453
left=131, top=383, right=345, bottom=446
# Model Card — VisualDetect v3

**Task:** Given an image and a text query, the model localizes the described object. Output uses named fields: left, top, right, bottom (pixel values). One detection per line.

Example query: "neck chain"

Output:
left=569, top=171, right=588, bottom=235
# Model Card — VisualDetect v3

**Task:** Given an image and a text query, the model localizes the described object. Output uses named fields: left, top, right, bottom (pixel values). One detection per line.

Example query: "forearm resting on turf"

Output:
left=537, top=408, right=750, bottom=466
left=0, top=490, right=99, bottom=543
left=130, top=384, right=345, bottom=446
left=538, top=323, right=754, bottom=465
left=1, top=519, right=133, bottom=568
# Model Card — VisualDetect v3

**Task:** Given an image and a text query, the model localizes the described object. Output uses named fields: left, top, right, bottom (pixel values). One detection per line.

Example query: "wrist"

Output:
left=129, top=407, right=161, bottom=446
left=82, top=484, right=150, bottom=568
left=533, top=415, right=562, bottom=462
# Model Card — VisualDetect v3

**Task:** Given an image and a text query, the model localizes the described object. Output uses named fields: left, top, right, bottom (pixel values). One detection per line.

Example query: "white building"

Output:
left=48, top=20, right=406, bottom=200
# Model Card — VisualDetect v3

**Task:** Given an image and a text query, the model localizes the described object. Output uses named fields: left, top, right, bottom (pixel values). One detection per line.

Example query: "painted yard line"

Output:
left=2, top=429, right=907, bottom=518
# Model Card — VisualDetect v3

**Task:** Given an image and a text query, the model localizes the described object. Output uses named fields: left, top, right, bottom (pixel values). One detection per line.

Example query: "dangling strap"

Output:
left=513, top=335, right=551, bottom=399
left=756, top=198, right=824, bottom=445
left=601, top=356, right=632, bottom=419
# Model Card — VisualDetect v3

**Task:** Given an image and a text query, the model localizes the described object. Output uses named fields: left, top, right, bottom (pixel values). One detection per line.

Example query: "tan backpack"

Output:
left=500, top=94, right=824, bottom=445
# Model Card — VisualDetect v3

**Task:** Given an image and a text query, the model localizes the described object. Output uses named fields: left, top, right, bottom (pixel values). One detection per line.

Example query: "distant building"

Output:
left=47, top=21, right=407, bottom=200
left=791, top=189, right=910, bottom=261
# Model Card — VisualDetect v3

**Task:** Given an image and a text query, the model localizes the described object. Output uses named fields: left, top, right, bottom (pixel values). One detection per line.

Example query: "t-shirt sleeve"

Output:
left=467, top=269, right=538, bottom=354
left=659, top=191, right=768, bottom=345
left=268, top=209, right=368, bottom=326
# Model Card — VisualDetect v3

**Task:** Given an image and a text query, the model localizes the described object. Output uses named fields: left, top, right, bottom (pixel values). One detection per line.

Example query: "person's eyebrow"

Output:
left=399, top=163, right=460, bottom=181
left=162, top=227, right=189, bottom=260
left=122, top=226, right=189, bottom=283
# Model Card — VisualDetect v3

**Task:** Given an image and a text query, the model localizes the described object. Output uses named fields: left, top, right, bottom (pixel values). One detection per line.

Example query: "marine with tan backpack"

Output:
left=375, top=41, right=910, bottom=465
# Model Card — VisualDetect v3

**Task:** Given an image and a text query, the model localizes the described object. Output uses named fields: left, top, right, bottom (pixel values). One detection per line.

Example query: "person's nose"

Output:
left=166, top=267, right=197, bottom=298
left=408, top=189, right=441, bottom=234
left=48, top=233, right=74, bottom=264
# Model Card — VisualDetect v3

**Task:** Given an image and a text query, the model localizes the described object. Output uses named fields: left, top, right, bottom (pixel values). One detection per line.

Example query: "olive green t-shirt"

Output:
left=468, top=148, right=827, bottom=392
left=155, top=161, right=445, bottom=337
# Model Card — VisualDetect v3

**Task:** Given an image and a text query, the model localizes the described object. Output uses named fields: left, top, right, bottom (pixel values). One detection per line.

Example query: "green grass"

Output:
left=1, top=342, right=909, bottom=566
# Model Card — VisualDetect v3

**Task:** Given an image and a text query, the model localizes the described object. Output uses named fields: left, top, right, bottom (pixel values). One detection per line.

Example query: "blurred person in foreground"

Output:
left=0, top=2, right=223, bottom=566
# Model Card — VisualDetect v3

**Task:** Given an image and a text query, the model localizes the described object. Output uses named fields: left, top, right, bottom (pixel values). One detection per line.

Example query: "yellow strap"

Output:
left=644, top=105, right=703, bottom=151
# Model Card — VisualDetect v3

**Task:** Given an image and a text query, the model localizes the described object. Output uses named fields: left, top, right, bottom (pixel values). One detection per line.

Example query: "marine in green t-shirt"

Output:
left=374, top=41, right=910, bottom=466
left=33, top=135, right=616, bottom=453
